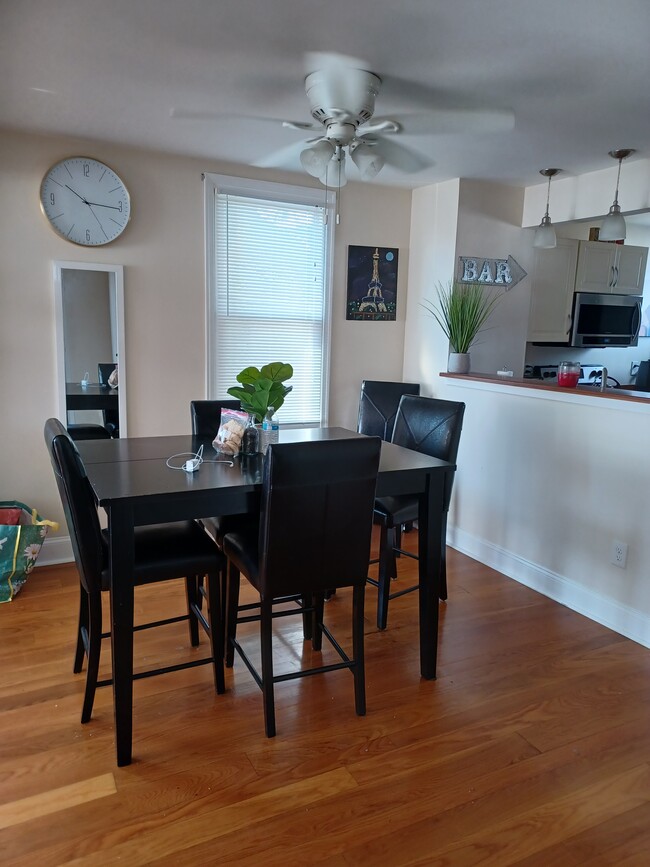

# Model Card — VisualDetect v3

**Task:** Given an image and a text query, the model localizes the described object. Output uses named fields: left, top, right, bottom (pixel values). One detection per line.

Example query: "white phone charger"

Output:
left=183, top=458, right=200, bottom=472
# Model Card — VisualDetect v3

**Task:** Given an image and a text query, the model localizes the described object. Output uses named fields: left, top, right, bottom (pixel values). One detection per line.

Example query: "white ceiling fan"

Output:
left=171, top=52, right=515, bottom=186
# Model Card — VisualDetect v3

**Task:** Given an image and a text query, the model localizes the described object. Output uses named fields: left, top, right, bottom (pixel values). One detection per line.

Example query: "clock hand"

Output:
left=65, top=184, right=89, bottom=205
left=88, top=204, right=109, bottom=241
left=85, top=201, right=123, bottom=210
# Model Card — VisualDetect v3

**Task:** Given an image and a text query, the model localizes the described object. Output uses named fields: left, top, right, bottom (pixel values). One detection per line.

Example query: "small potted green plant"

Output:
left=227, top=362, right=293, bottom=423
left=422, top=280, right=502, bottom=373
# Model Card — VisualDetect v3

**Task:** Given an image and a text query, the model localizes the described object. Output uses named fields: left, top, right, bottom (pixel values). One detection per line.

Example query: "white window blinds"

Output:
left=207, top=177, right=333, bottom=425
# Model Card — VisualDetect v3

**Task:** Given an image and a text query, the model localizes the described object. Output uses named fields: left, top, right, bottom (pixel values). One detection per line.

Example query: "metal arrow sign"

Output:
left=457, top=255, right=527, bottom=290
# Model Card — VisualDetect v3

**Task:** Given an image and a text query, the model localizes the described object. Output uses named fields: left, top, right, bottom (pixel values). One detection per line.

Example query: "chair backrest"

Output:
left=392, top=395, right=466, bottom=510
left=357, top=380, right=421, bottom=442
left=97, top=363, right=119, bottom=435
left=44, top=418, right=105, bottom=594
left=258, top=437, right=382, bottom=598
left=190, top=399, right=242, bottom=437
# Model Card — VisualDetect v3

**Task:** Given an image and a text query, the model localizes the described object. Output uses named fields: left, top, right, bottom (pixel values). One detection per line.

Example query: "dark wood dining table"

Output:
left=66, top=382, right=119, bottom=412
left=77, top=426, right=454, bottom=766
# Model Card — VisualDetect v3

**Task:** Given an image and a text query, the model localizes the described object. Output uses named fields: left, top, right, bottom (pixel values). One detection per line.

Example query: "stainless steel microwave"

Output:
left=570, top=292, right=642, bottom=347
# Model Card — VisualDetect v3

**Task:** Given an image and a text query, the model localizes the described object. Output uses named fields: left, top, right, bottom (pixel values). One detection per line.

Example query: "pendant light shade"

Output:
left=350, top=142, right=385, bottom=180
left=320, top=148, right=347, bottom=188
left=300, top=140, right=335, bottom=177
left=533, top=168, right=561, bottom=249
left=599, top=149, right=635, bottom=241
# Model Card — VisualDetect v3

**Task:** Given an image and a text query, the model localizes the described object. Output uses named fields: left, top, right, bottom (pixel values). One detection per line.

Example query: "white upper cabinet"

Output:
left=527, top=239, right=579, bottom=342
left=574, top=241, right=647, bottom=294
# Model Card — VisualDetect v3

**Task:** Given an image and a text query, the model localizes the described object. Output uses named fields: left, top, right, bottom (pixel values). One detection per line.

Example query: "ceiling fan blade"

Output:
left=364, top=137, right=434, bottom=174
left=253, top=140, right=313, bottom=171
left=169, top=108, right=317, bottom=130
left=371, top=107, right=515, bottom=136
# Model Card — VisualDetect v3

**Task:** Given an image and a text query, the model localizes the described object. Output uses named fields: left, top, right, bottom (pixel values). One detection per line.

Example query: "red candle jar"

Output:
left=557, top=361, right=581, bottom=387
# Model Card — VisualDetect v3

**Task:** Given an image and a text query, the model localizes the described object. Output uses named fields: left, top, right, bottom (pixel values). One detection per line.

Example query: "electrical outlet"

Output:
left=610, top=539, right=628, bottom=569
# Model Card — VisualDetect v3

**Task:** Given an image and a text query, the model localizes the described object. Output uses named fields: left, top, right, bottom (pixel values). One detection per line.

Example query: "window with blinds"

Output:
left=205, top=175, right=334, bottom=425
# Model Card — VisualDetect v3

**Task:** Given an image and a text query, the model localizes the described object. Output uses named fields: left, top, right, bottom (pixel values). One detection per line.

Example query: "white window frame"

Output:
left=203, top=173, right=335, bottom=426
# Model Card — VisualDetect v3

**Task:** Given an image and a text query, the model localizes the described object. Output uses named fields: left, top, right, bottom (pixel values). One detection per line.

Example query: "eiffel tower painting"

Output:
left=346, top=245, right=399, bottom=321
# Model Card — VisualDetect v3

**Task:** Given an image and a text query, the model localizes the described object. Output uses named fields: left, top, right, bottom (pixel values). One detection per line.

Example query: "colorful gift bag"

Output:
left=0, top=501, right=59, bottom=603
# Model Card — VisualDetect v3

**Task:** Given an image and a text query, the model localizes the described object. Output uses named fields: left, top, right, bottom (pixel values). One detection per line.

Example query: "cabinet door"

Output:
left=527, top=239, right=579, bottom=342
left=613, top=245, right=648, bottom=294
left=575, top=241, right=616, bottom=292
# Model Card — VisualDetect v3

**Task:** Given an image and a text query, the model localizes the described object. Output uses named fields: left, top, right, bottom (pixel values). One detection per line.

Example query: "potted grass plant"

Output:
left=422, top=280, right=502, bottom=373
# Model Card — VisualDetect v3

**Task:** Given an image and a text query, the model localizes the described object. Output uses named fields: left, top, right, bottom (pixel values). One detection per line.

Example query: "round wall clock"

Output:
left=39, top=156, right=131, bottom=246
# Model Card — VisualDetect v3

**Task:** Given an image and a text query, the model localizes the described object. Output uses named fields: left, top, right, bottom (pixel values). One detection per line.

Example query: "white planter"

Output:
left=448, top=352, right=471, bottom=374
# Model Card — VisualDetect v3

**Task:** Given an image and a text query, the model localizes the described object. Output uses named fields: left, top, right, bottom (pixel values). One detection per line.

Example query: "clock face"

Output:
left=40, top=156, right=131, bottom=246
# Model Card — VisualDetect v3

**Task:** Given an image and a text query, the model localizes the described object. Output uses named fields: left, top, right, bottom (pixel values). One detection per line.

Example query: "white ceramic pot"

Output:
left=448, top=352, right=470, bottom=374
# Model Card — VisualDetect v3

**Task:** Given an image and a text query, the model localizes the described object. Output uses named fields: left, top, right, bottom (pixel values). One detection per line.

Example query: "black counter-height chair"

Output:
left=190, top=399, right=241, bottom=439
left=369, top=395, right=465, bottom=629
left=44, top=418, right=225, bottom=732
left=97, top=363, right=120, bottom=437
left=357, top=380, right=421, bottom=441
left=222, top=436, right=381, bottom=737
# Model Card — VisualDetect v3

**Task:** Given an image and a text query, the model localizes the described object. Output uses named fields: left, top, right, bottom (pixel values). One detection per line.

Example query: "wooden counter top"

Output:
left=440, top=372, right=650, bottom=404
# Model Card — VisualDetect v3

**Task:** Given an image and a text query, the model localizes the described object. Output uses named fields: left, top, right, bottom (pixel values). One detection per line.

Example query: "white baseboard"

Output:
left=448, top=524, right=650, bottom=650
left=39, top=534, right=73, bottom=566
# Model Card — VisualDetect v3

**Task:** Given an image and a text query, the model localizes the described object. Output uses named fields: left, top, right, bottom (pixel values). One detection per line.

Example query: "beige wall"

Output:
left=0, top=130, right=411, bottom=527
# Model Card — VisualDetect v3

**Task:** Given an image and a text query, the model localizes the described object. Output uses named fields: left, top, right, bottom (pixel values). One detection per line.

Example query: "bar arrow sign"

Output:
left=457, top=255, right=527, bottom=290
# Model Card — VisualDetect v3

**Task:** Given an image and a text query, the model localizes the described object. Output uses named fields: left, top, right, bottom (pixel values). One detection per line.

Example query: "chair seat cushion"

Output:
left=100, top=521, right=222, bottom=590
left=222, top=524, right=261, bottom=591
left=200, top=513, right=257, bottom=547
left=374, top=495, right=419, bottom=528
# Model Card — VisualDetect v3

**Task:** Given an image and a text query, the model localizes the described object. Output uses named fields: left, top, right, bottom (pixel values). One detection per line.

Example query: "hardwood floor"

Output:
left=2, top=531, right=650, bottom=865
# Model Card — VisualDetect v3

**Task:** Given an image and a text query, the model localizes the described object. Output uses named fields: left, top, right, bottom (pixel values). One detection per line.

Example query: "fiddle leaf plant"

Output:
left=227, top=362, right=294, bottom=423
left=421, top=280, right=502, bottom=354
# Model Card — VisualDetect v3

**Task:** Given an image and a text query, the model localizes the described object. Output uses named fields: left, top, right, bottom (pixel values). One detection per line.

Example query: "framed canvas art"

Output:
left=346, top=245, right=399, bottom=321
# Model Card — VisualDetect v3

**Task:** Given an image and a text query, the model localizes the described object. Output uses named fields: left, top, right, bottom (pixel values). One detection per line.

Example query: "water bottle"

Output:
left=261, top=407, right=279, bottom=454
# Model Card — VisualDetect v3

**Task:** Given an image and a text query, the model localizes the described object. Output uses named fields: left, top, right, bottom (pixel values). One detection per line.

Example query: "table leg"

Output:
left=417, top=467, right=448, bottom=679
left=108, top=504, right=135, bottom=766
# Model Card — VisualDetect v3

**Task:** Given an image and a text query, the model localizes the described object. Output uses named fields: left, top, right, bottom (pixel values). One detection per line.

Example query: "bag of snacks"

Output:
left=212, top=408, right=249, bottom=457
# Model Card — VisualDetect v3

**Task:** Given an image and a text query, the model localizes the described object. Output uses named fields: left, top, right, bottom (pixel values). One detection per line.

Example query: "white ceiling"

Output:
left=2, top=0, right=650, bottom=190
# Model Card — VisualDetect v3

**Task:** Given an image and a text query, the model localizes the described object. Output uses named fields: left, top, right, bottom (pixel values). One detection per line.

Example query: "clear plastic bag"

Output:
left=212, top=408, right=249, bottom=457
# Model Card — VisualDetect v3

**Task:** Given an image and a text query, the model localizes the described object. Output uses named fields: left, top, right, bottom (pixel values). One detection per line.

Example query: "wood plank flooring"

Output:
left=1, top=530, right=650, bottom=865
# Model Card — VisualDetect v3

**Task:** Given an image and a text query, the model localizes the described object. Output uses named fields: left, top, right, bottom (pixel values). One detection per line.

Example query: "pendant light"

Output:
left=600, top=149, right=635, bottom=241
left=533, top=168, right=561, bottom=249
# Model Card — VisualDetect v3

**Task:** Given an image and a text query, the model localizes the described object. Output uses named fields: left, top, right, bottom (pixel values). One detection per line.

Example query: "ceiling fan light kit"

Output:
left=533, top=168, right=561, bottom=249
left=300, top=139, right=335, bottom=177
left=599, top=148, right=635, bottom=241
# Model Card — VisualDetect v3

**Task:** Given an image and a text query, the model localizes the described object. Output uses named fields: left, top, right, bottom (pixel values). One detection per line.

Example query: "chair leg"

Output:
left=311, top=593, right=325, bottom=652
left=74, top=583, right=89, bottom=673
left=377, top=524, right=396, bottom=630
left=439, top=513, right=448, bottom=601
left=81, top=592, right=103, bottom=724
left=260, top=598, right=276, bottom=737
left=225, top=562, right=240, bottom=668
left=395, top=524, right=402, bottom=558
left=185, top=576, right=200, bottom=647
left=352, top=583, right=366, bottom=716
left=205, top=571, right=225, bottom=694
left=302, top=595, right=313, bottom=641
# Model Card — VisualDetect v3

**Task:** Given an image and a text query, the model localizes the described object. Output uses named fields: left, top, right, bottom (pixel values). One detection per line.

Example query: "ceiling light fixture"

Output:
left=319, top=147, right=347, bottom=188
left=299, top=140, right=335, bottom=178
left=350, top=142, right=385, bottom=180
left=533, top=168, right=561, bottom=249
left=600, top=149, right=635, bottom=241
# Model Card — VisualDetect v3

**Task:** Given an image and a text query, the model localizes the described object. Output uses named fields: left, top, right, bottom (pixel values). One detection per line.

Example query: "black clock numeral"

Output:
left=83, top=163, right=90, bottom=177
left=50, top=192, right=55, bottom=206
left=86, top=229, right=91, bottom=242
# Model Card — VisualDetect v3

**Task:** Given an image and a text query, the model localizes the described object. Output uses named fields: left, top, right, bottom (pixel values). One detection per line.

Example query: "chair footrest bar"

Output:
left=95, top=655, right=214, bottom=689
left=273, top=660, right=353, bottom=683
left=393, top=548, right=418, bottom=561
left=388, top=583, right=419, bottom=601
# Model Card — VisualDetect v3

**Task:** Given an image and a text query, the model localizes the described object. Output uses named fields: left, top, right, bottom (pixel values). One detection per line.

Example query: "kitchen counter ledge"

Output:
left=440, top=372, right=650, bottom=410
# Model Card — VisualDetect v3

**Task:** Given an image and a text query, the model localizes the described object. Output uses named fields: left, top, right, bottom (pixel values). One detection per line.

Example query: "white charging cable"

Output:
left=166, top=444, right=234, bottom=472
